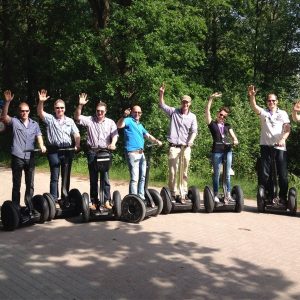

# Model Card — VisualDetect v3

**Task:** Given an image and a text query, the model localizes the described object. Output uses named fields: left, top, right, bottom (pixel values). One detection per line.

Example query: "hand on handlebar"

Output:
left=40, top=145, right=47, bottom=153
left=107, top=144, right=116, bottom=151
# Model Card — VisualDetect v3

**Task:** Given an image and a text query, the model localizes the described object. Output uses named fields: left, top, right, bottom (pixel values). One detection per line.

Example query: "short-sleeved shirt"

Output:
left=78, top=115, right=118, bottom=148
left=258, top=108, right=290, bottom=151
left=123, top=117, right=148, bottom=152
left=159, top=104, right=198, bottom=144
left=208, top=121, right=232, bottom=153
left=43, top=112, right=79, bottom=147
left=9, top=117, right=42, bottom=159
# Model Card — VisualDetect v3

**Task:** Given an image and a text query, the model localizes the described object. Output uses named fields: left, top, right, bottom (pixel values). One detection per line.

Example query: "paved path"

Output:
left=0, top=167, right=300, bottom=300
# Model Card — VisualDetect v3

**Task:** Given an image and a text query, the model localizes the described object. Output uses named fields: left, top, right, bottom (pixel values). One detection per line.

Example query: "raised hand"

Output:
left=293, top=100, right=300, bottom=112
left=4, top=90, right=14, bottom=102
left=124, top=108, right=131, bottom=117
left=247, top=85, right=256, bottom=97
left=79, top=93, right=88, bottom=105
left=159, top=83, right=165, bottom=95
left=38, top=89, right=50, bottom=102
left=210, top=92, right=222, bottom=99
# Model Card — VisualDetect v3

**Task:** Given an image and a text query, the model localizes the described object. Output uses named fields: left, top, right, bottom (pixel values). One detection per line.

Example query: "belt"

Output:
left=169, top=143, right=185, bottom=148
left=128, top=149, right=144, bottom=154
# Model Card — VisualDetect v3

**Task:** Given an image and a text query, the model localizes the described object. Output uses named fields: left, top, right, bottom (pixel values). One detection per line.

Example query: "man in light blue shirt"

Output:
left=117, top=106, right=162, bottom=199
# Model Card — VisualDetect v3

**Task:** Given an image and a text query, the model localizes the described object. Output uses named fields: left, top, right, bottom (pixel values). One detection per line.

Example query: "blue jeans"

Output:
left=47, top=150, right=74, bottom=200
left=126, top=152, right=146, bottom=199
left=87, top=151, right=110, bottom=202
left=212, top=151, right=232, bottom=195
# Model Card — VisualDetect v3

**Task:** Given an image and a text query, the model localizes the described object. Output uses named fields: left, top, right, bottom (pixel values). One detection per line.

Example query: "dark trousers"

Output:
left=260, top=145, right=288, bottom=200
left=47, top=151, right=74, bottom=200
left=87, top=151, right=111, bottom=202
left=11, top=155, right=35, bottom=208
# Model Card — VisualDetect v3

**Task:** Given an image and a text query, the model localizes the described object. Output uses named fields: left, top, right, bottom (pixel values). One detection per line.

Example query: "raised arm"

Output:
left=1, top=90, right=14, bottom=124
left=248, top=85, right=262, bottom=114
left=74, top=93, right=88, bottom=121
left=159, top=83, right=165, bottom=106
left=292, top=101, right=300, bottom=122
left=117, top=108, right=131, bottom=129
left=205, top=92, right=222, bottom=124
left=37, top=89, right=50, bottom=120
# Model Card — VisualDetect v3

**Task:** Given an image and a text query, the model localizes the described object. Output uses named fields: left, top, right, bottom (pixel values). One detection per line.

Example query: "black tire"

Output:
left=288, top=187, right=297, bottom=216
left=68, top=188, right=83, bottom=216
left=112, top=190, right=122, bottom=219
left=160, top=187, right=172, bottom=215
left=1, top=201, right=20, bottom=231
left=121, top=194, right=146, bottom=223
left=43, top=193, right=56, bottom=221
left=204, top=186, right=214, bottom=213
left=232, top=185, right=244, bottom=213
left=188, top=186, right=201, bottom=212
left=31, top=195, right=49, bottom=223
left=81, top=192, right=90, bottom=222
left=257, top=185, right=265, bottom=213
left=148, top=189, right=163, bottom=216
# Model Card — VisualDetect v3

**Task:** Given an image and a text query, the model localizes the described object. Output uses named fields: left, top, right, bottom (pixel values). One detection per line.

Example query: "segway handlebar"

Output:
left=24, top=148, right=44, bottom=153
left=24, top=147, right=76, bottom=153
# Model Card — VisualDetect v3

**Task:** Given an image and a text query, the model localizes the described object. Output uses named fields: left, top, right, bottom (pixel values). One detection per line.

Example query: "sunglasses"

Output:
left=267, top=100, right=276, bottom=103
left=96, top=109, right=105, bottom=113
left=20, top=110, right=29, bottom=113
left=219, top=113, right=227, bottom=119
left=132, top=111, right=142, bottom=115
left=55, top=107, right=65, bottom=109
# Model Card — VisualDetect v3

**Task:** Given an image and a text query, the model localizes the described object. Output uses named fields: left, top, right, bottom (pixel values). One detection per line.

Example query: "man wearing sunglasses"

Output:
left=1, top=90, right=46, bottom=208
left=159, top=84, right=198, bottom=203
left=205, top=92, right=239, bottom=204
left=248, top=85, right=290, bottom=205
left=37, top=89, right=80, bottom=202
left=74, top=93, right=118, bottom=209
left=117, top=105, right=162, bottom=200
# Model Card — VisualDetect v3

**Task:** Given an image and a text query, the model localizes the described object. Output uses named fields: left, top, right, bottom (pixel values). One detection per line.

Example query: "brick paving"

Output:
left=0, top=167, right=300, bottom=300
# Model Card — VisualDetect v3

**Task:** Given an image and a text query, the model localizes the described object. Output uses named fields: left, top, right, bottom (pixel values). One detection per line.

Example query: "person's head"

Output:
left=131, top=105, right=142, bottom=121
left=181, top=95, right=192, bottom=112
left=18, top=102, right=30, bottom=121
left=95, top=101, right=107, bottom=121
left=266, top=93, right=278, bottom=110
left=216, top=106, right=230, bottom=123
left=54, top=99, right=65, bottom=119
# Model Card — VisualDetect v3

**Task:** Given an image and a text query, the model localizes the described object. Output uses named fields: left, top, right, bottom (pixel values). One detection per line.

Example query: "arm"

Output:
left=248, top=85, right=262, bottom=114
left=277, top=123, right=291, bottom=147
left=1, top=90, right=14, bottom=124
left=205, top=92, right=222, bottom=124
left=73, top=133, right=81, bottom=150
left=36, top=135, right=47, bottom=153
left=74, top=93, right=88, bottom=121
left=186, top=132, right=197, bottom=147
left=229, top=128, right=239, bottom=145
left=159, top=83, right=165, bottom=106
left=117, top=108, right=131, bottom=128
left=37, top=89, right=50, bottom=120
left=108, top=134, right=118, bottom=150
left=145, top=133, right=162, bottom=146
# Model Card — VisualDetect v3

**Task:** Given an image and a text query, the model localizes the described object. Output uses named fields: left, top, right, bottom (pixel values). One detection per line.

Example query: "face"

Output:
left=181, top=100, right=191, bottom=110
left=217, top=110, right=228, bottom=123
left=96, top=105, right=106, bottom=120
left=54, top=101, right=65, bottom=118
left=131, top=106, right=142, bottom=121
left=19, top=104, right=30, bottom=121
left=267, top=94, right=278, bottom=109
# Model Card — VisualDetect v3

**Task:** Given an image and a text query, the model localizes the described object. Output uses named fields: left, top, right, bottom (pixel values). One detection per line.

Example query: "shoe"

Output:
left=89, top=203, right=97, bottom=210
left=55, top=201, right=61, bottom=209
left=225, top=194, right=235, bottom=204
left=214, top=196, right=220, bottom=203
left=104, top=200, right=112, bottom=209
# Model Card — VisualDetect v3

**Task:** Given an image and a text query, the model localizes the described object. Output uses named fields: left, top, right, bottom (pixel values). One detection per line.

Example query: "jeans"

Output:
left=47, top=150, right=74, bottom=200
left=211, top=151, right=232, bottom=195
left=87, top=151, right=111, bottom=202
left=11, top=155, right=35, bottom=208
left=260, top=146, right=288, bottom=200
left=126, top=152, right=146, bottom=199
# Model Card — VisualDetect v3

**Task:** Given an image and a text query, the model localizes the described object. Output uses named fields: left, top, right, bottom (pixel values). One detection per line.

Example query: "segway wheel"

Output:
left=43, top=193, right=56, bottom=221
left=288, top=187, right=297, bottom=216
left=203, top=186, right=214, bottom=213
left=257, top=185, right=265, bottom=213
left=1, top=201, right=20, bottom=231
left=81, top=193, right=90, bottom=223
left=148, top=189, right=163, bottom=216
left=112, top=190, right=122, bottom=219
left=160, top=187, right=172, bottom=215
left=31, top=195, right=49, bottom=223
left=232, top=185, right=244, bottom=213
left=188, top=186, right=201, bottom=212
left=121, top=194, right=146, bottom=223
left=68, top=188, right=83, bottom=216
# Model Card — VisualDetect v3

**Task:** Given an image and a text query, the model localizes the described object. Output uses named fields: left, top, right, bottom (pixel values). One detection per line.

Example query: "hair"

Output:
left=218, top=106, right=230, bottom=114
left=18, top=102, right=30, bottom=110
left=96, top=101, right=107, bottom=110
left=54, top=99, right=65, bottom=107
left=266, top=93, right=278, bottom=101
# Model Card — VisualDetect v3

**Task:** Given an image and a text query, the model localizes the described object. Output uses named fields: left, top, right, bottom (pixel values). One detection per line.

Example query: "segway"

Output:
left=257, top=146, right=297, bottom=215
left=43, top=148, right=83, bottom=219
left=121, top=144, right=163, bottom=223
left=203, top=142, right=244, bottom=213
left=160, top=146, right=201, bottom=214
left=80, top=148, right=122, bottom=222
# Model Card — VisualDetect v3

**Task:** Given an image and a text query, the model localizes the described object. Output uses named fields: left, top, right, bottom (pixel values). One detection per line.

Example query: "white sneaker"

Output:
left=214, top=196, right=220, bottom=203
